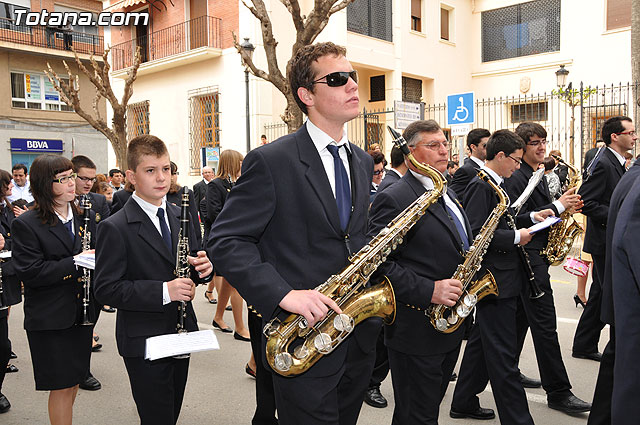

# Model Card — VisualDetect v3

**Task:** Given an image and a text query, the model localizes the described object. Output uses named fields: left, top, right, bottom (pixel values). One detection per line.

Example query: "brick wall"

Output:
left=208, top=0, right=238, bottom=49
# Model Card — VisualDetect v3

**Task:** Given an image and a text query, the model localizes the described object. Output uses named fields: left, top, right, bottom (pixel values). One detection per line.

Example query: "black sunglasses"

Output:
left=312, top=71, right=358, bottom=87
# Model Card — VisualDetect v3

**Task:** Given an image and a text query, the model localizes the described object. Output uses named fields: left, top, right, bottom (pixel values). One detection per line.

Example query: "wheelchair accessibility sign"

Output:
left=447, top=92, right=475, bottom=126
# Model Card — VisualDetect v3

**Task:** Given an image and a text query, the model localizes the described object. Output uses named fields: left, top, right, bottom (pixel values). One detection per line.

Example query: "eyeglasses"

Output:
left=526, top=139, right=547, bottom=146
left=373, top=170, right=384, bottom=176
left=508, top=155, right=523, bottom=165
left=615, top=130, right=636, bottom=136
left=77, top=176, right=97, bottom=183
left=312, top=71, right=358, bottom=87
left=52, top=173, right=77, bottom=184
left=414, top=141, right=450, bottom=151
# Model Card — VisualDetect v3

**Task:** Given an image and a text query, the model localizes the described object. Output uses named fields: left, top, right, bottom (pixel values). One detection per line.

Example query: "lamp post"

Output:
left=240, top=38, right=255, bottom=153
left=555, top=64, right=575, bottom=163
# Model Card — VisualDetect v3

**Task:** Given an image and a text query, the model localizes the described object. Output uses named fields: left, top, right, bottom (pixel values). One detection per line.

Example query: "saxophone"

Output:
left=78, top=195, right=94, bottom=326
left=263, top=126, right=443, bottom=377
left=541, top=155, right=584, bottom=266
left=429, top=170, right=504, bottom=333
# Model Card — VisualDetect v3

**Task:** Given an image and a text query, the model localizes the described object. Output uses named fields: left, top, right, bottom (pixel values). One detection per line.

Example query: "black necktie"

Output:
left=156, top=208, right=172, bottom=253
left=63, top=220, right=75, bottom=242
left=326, top=144, right=351, bottom=231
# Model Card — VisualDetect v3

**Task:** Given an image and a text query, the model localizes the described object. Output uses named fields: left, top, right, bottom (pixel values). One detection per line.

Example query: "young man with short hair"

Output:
left=450, top=128, right=490, bottom=198
left=7, top=163, right=33, bottom=205
left=377, top=146, right=407, bottom=193
left=108, top=169, right=124, bottom=191
left=209, top=42, right=377, bottom=425
left=95, top=135, right=213, bottom=425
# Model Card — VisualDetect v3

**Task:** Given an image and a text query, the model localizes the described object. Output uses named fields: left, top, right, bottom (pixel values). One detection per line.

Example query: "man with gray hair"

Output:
left=193, top=166, right=214, bottom=225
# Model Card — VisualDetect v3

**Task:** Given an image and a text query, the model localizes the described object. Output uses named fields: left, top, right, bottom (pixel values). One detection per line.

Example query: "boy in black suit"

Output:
left=94, top=135, right=212, bottom=425
left=450, top=128, right=490, bottom=198
left=451, top=130, right=552, bottom=424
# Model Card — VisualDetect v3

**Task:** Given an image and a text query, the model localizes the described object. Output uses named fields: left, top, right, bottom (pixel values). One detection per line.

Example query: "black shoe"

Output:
left=519, top=373, right=542, bottom=388
left=450, top=372, right=457, bottom=382
left=9, top=351, right=16, bottom=359
left=548, top=394, right=591, bottom=414
left=212, top=319, right=233, bottom=333
left=225, top=305, right=232, bottom=311
left=572, top=351, right=602, bottom=362
left=364, top=387, right=387, bottom=408
left=234, top=332, right=251, bottom=342
left=92, top=343, right=103, bottom=352
left=573, top=294, right=586, bottom=308
left=101, top=306, right=116, bottom=313
left=93, top=335, right=99, bottom=342
left=5, top=364, right=18, bottom=373
left=204, top=290, right=217, bottom=304
left=0, top=394, right=10, bottom=413
left=450, top=407, right=496, bottom=420
left=245, top=363, right=256, bottom=379
left=79, top=374, right=102, bottom=391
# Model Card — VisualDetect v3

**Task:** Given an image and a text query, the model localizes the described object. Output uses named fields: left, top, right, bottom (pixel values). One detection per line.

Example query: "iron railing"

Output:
left=111, top=15, right=222, bottom=71
left=0, top=17, right=103, bottom=55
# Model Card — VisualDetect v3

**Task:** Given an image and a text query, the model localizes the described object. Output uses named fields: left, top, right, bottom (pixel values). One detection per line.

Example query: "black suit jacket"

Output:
left=601, top=161, right=640, bottom=325
left=193, top=179, right=208, bottom=219
left=11, top=208, right=95, bottom=331
left=377, top=169, right=401, bottom=193
left=0, top=205, right=20, bottom=310
left=86, top=192, right=110, bottom=223
left=167, top=186, right=202, bottom=248
left=504, top=161, right=559, bottom=253
left=579, top=148, right=626, bottom=256
left=209, top=124, right=375, bottom=377
left=464, top=174, right=525, bottom=299
left=94, top=199, right=205, bottom=358
left=110, top=188, right=133, bottom=215
left=450, top=157, right=481, bottom=200
left=368, top=172, right=471, bottom=356
left=205, top=177, right=232, bottom=228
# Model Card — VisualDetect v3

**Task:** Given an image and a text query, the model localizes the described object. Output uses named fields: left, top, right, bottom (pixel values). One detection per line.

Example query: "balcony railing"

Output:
left=111, top=15, right=222, bottom=71
left=0, top=18, right=104, bottom=55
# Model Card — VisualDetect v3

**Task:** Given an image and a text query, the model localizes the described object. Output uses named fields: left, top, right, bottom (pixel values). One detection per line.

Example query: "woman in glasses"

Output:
left=10, top=154, right=95, bottom=425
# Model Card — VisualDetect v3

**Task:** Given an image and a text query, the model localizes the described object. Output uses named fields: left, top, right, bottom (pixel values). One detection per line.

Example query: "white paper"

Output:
left=74, top=253, right=95, bottom=270
left=145, top=329, right=219, bottom=361
left=528, top=216, right=561, bottom=234
left=0, top=251, right=11, bottom=259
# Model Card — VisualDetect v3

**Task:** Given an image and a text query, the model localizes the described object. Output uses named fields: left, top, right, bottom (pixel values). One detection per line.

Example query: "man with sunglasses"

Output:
left=501, top=122, right=590, bottom=415
left=209, top=42, right=378, bottom=425
left=574, top=116, right=636, bottom=425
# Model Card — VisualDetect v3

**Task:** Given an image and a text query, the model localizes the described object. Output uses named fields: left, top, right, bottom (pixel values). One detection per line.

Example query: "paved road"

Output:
left=1, top=265, right=604, bottom=424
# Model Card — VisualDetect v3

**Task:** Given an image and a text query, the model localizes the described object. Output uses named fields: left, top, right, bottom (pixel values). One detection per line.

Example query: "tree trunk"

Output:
left=633, top=0, right=640, bottom=85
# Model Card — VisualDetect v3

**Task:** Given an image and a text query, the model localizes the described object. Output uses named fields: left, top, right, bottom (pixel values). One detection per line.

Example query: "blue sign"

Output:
left=447, top=92, right=475, bottom=126
left=10, top=138, right=63, bottom=153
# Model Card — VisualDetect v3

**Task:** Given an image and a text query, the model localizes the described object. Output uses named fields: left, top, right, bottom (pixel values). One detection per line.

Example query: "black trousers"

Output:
left=588, top=329, right=615, bottom=425
left=248, top=309, right=278, bottom=425
left=272, top=337, right=375, bottom=425
left=573, top=253, right=606, bottom=353
left=123, top=356, right=189, bottom=425
left=452, top=296, right=534, bottom=425
left=0, top=316, right=9, bottom=393
left=388, top=344, right=460, bottom=425
left=368, top=324, right=389, bottom=389
left=515, top=256, right=572, bottom=396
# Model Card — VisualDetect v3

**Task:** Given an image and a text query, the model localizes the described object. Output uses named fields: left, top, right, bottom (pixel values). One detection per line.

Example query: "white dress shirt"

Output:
left=54, top=202, right=74, bottom=235
left=481, top=166, right=521, bottom=245
left=469, top=156, right=485, bottom=168
left=306, top=119, right=352, bottom=198
left=131, top=192, right=172, bottom=305
left=7, top=179, right=34, bottom=203
left=608, top=146, right=626, bottom=167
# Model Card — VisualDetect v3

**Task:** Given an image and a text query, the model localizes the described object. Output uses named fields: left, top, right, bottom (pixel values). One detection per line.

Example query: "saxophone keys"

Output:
left=314, top=333, right=333, bottom=353
left=435, top=318, right=449, bottom=332
left=333, top=314, right=354, bottom=333
left=447, top=312, right=459, bottom=325
left=274, top=352, right=293, bottom=372
left=293, top=344, right=309, bottom=359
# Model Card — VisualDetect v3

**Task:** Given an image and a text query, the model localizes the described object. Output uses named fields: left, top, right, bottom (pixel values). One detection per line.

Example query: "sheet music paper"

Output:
left=528, top=216, right=562, bottom=234
left=74, top=253, right=95, bottom=270
left=0, top=251, right=11, bottom=259
left=145, top=329, right=219, bottom=361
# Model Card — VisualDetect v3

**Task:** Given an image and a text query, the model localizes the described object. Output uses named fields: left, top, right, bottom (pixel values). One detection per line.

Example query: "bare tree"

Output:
left=235, top=0, right=357, bottom=133
left=44, top=47, right=142, bottom=170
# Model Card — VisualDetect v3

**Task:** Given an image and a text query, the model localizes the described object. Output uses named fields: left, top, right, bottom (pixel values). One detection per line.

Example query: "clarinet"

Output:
left=78, top=196, right=94, bottom=325
left=504, top=210, right=544, bottom=299
left=0, top=257, right=8, bottom=311
left=175, top=186, right=191, bottom=335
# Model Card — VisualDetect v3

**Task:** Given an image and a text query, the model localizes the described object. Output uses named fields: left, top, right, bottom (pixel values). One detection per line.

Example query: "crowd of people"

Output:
left=0, top=41, right=638, bottom=425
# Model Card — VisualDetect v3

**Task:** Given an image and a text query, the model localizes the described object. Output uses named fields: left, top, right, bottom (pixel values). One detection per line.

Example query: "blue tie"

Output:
left=63, top=220, right=75, bottom=242
left=156, top=208, right=172, bottom=253
left=445, top=203, right=470, bottom=251
left=327, top=144, right=351, bottom=232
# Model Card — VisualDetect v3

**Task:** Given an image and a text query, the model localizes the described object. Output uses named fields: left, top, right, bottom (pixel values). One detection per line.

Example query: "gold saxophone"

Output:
left=263, top=126, right=443, bottom=377
left=428, top=171, right=504, bottom=333
left=541, top=155, right=584, bottom=266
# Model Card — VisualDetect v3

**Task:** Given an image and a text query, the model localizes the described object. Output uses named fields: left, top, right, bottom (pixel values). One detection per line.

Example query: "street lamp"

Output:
left=555, top=64, right=575, bottom=163
left=240, top=38, right=255, bottom=153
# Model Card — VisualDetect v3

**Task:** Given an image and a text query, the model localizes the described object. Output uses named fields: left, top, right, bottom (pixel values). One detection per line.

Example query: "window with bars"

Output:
left=10, top=72, right=73, bottom=111
left=189, top=89, right=220, bottom=174
left=347, top=0, right=392, bottom=42
left=126, top=101, right=150, bottom=140
left=481, top=0, right=560, bottom=63
left=510, top=101, right=548, bottom=123
left=370, top=75, right=385, bottom=102
left=402, top=77, right=422, bottom=103
left=606, top=0, right=631, bottom=30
